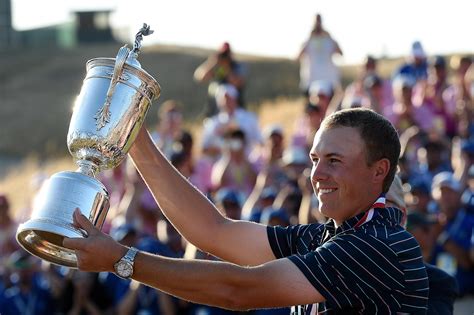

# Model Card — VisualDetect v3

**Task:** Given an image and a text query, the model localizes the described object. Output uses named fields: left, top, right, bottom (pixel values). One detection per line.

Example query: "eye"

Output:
left=329, top=158, right=340, bottom=164
left=311, top=157, right=319, bottom=164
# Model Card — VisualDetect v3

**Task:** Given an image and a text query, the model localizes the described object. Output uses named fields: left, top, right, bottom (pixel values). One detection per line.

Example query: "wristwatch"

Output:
left=114, top=247, right=139, bottom=279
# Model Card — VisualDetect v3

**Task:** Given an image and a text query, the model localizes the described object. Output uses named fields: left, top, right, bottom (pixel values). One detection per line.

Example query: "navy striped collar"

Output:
left=324, top=195, right=402, bottom=235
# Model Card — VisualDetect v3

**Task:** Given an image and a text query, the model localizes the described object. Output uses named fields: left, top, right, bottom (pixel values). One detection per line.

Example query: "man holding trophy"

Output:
left=17, top=26, right=428, bottom=313
left=70, top=110, right=429, bottom=313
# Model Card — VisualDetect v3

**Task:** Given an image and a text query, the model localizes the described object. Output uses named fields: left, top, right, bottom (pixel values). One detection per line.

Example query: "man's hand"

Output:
left=63, top=208, right=127, bottom=273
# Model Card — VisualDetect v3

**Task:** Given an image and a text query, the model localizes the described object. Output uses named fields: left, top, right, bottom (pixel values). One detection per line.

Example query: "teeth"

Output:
left=319, top=188, right=336, bottom=194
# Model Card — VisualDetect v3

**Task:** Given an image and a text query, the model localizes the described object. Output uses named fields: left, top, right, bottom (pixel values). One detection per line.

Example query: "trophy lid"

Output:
left=124, top=23, right=154, bottom=68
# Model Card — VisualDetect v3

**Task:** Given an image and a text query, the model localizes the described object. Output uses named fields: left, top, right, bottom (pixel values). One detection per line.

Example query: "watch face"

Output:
left=116, top=261, right=133, bottom=278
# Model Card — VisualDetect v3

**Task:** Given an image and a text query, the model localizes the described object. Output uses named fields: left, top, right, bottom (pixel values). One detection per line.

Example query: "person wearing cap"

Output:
left=194, top=42, right=246, bottom=116
left=242, top=185, right=278, bottom=223
left=344, top=55, right=394, bottom=115
left=249, top=123, right=285, bottom=173
left=291, top=101, right=325, bottom=152
left=394, top=40, right=428, bottom=83
left=407, top=178, right=434, bottom=214
left=298, top=14, right=343, bottom=96
left=213, top=188, right=243, bottom=221
left=211, top=128, right=257, bottom=197
left=202, top=83, right=262, bottom=157
left=406, top=212, right=437, bottom=261
left=64, top=108, right=429, bottom=313
left=430, top=171, right=474, bottom=296
left=292, top=82, right=333, bottom=153
left=307, top=80, right=336, bottom=116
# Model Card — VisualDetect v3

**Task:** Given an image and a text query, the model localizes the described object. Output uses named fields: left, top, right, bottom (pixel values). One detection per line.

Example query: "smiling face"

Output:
left=310, top=126, right=385, bottom=225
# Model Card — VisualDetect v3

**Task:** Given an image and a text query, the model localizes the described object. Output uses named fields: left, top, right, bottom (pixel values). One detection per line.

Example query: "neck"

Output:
left=334, top=194, right=383, bottom=228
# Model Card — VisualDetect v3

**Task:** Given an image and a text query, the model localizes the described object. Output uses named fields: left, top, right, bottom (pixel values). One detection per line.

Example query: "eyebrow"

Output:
left=309, top=152, right=345, bottom=159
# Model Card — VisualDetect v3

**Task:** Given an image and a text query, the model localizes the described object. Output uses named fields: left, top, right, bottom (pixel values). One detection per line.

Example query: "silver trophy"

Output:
left=16, top=24, right=161, bottom=268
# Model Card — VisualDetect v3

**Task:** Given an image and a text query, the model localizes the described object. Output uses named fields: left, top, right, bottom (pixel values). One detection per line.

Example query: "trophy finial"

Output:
left=131, top=23, right=154, bottom=57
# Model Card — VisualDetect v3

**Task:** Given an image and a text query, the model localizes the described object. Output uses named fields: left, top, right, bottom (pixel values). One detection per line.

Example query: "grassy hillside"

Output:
left=0, top=41, right=420, bottom=213
left=1, top=97, right=304, bottom=216
left=0, top=43, right=303, bottom=158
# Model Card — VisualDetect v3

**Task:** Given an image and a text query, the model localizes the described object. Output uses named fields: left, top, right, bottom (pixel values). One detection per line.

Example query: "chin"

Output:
left=318, top=204, right=333, bottom=218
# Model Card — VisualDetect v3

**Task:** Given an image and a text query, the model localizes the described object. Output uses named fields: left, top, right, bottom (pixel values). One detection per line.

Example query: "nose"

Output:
left=310, top=160, right=328, bottom=183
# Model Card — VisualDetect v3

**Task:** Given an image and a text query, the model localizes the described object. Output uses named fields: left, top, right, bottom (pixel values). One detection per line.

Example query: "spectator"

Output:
left=151, top=100, right=185, bottom=158
left=211, top=129, right=257, bottom=197
left=415, top=139, right=453, bottom=185
left=0, top=250, right=54, bottom=315
left=190, top=136, right=221, bottom=196
left=214, top=188, right=243, bottom=221
left=249, top=124, right=288, bottom=192
left=430, top=172, right=474, bottom=296
left=414, top=55, right=457, bottom=138
left=384, top=74, right=435, bottom=134
left=344, top=56, right=393, bottom=114
left=66, top=270, right=112, bottom=315
left=0, top=194, right=18, bottom=260
left=260, top=207, right=290, bottom=227
left=406, top=178, right=434, bottom=214
left=394, top=40, right=428, bottom=83
left=406, top=211, right=437, bottom=261
left=298, top=13, right=343, bottom=95
left=194, top=42, right=246, bottom=116
left=292, top=102, right=325, bottom=151
left=450, top=55, right=472, bottom=104
left=202, top=84, right=262, bottom=155
left=250, top=124, right=285, bottom=173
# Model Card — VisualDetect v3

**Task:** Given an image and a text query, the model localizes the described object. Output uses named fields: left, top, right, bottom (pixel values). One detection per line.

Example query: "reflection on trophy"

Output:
left=16, top=24, right=161, bottom=268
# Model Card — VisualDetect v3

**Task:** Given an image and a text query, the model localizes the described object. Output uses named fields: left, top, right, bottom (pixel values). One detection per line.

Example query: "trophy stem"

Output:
left=76, top=160, right=99, bottom=177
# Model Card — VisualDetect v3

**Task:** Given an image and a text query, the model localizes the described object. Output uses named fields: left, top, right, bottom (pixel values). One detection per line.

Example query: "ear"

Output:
left=372, top=158, right=390, bottom=186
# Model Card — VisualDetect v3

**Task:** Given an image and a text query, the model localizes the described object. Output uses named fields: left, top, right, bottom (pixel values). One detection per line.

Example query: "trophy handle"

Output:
left=94, top=45, right=130, bottom=131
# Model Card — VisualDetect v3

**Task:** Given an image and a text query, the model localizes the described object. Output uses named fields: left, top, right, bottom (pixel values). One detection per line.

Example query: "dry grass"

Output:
left=257, top=97, right=305, bottom=140
left=0, top=157, right=75, bottom=220
left=1, top=97, right=305, bottom=218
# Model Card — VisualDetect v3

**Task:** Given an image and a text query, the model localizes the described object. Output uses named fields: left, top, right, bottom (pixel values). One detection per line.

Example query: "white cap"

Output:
left=215, top=84, right=239, bottom=103
left=282, top=146, right=308, bottom=166
left=309, top=80, right=333, bottom=97
left=263, top=124, right=284, bottom=139
left=392, top=74, right=416, bottom=90
left=411, top=41, right=426, bottom=59
left=432, top=172, right=461, bottom=200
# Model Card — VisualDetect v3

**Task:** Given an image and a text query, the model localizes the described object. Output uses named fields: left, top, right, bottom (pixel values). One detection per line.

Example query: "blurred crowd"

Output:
left=1, top=13, right=474, bottom=315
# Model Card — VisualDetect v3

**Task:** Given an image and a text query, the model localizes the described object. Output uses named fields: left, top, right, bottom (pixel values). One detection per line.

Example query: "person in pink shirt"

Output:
left=385, top=75, right=435, bottom=134
left=414, top=56, right=457, bottom=137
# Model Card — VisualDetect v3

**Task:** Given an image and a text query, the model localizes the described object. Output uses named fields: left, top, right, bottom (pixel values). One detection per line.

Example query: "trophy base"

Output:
left=16, top=218, right=84, bottom=268
left=16, top=171, right=110, bottom=268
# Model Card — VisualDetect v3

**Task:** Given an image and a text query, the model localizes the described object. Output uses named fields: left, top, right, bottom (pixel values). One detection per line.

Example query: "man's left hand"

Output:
left=63, top=208, right=127, bottom=273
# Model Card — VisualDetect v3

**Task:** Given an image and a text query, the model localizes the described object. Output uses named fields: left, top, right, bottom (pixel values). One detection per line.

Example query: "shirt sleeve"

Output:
left=267, top=225, right=308, bottom=258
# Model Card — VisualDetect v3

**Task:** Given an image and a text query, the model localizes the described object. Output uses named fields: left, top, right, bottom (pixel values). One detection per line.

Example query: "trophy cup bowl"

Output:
left=16, top=25, right=160, bottom=268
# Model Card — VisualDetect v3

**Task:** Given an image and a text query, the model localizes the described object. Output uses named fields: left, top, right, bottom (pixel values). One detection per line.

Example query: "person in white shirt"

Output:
left=202, top=84, right=262, bottom=157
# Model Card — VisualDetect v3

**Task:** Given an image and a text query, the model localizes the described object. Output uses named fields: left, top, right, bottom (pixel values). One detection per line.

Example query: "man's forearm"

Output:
left=129, top=128, right=226, bottom=253
left=132, top=251, right=251, bottom=310
left=128, top=128, right=275, bottom=266
left=129, top=249, right=323, bottom=311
